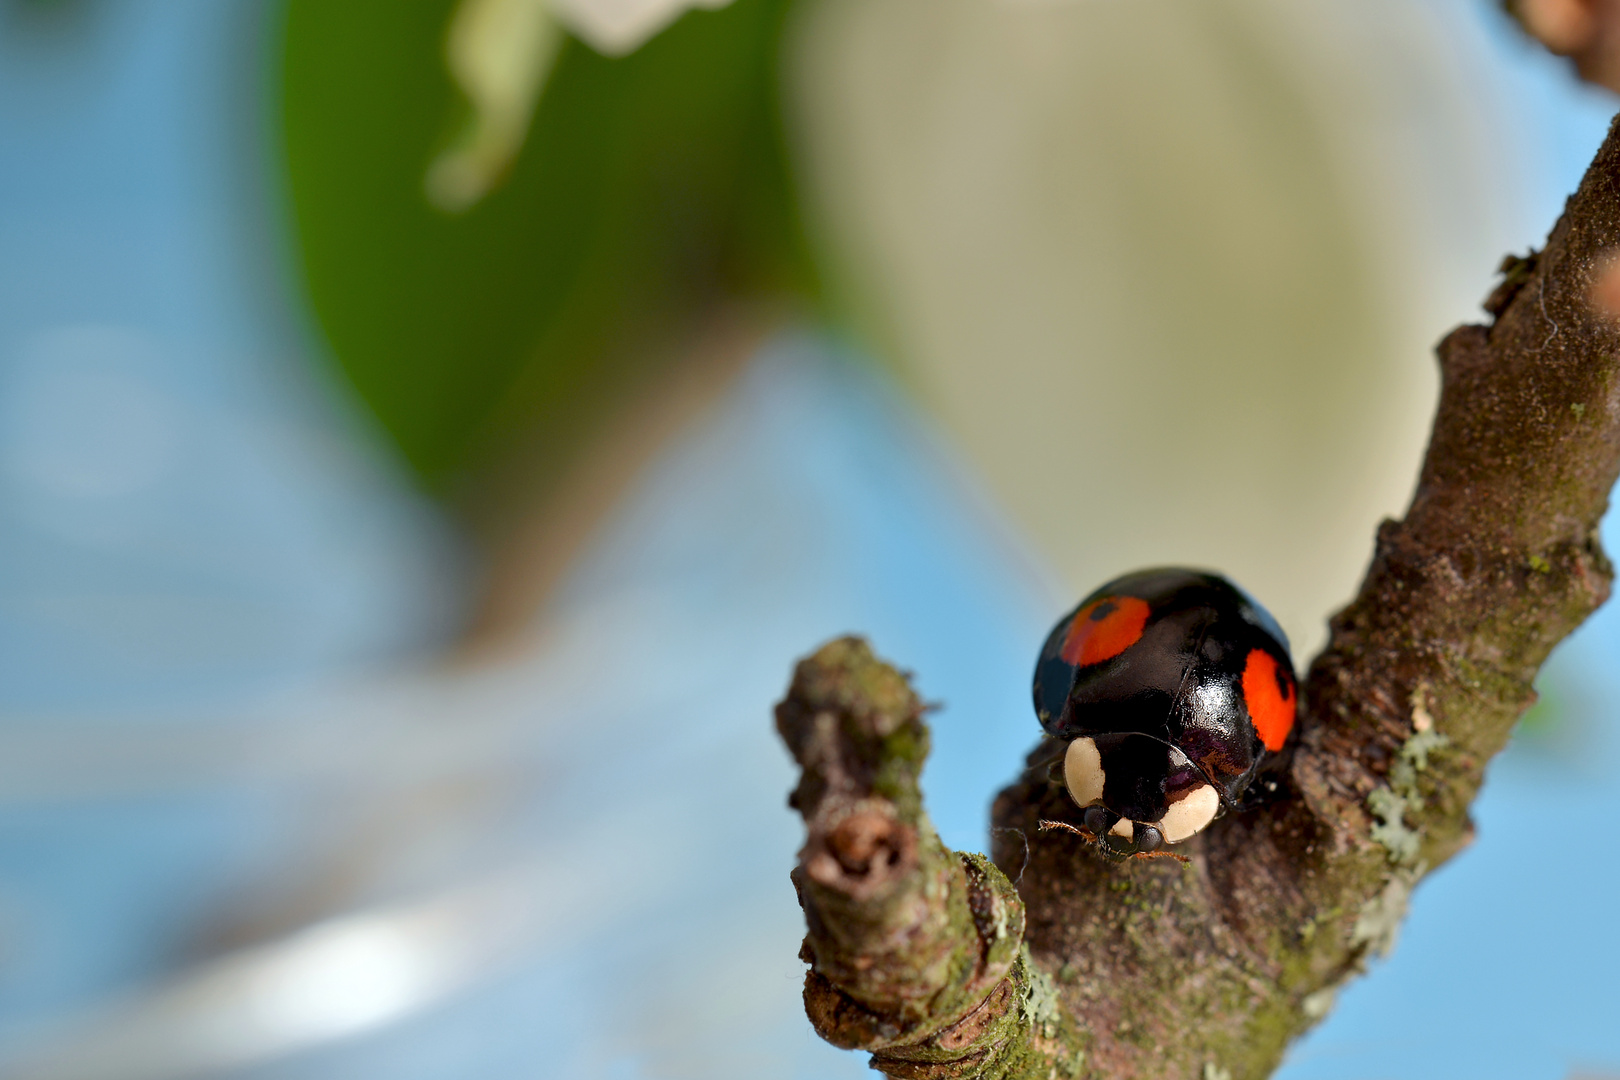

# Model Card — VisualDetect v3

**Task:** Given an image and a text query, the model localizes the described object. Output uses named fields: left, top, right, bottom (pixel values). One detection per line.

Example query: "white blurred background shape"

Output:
left=791, top=0, right=1615, bottom=656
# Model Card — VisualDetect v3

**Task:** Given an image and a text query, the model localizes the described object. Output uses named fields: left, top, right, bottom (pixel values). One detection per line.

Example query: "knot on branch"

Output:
left=805, top=802, right=918, bottom=897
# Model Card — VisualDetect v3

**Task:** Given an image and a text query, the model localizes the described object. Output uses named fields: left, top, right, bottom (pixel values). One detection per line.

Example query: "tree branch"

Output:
left=778, top=119, right=1620, bottom=1079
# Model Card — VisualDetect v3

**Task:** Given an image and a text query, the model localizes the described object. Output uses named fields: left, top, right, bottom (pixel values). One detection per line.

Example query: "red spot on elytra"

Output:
left=1060, top=596, right=1150, bottom=667
left=1242, top=648, right=1295, bottom=752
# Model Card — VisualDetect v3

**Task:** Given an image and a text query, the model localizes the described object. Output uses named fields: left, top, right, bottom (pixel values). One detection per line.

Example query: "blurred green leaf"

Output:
left=279, top=0, right=818, bottom=485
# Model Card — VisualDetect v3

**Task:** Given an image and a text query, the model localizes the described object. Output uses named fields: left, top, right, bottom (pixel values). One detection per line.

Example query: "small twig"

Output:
left=777, top=639, right=1066, bottom=1078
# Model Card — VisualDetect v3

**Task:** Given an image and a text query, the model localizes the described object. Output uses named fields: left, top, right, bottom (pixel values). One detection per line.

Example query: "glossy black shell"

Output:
left=1033, top=567, right=1295, bottom=810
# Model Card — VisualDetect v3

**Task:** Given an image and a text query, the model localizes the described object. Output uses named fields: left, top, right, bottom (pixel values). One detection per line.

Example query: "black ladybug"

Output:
left=1032, top=568, right=1297, bottom=856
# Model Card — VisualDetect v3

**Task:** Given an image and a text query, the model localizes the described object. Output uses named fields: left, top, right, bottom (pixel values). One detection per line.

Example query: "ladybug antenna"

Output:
left=1036, top=818, right=1087, bottom=838
left=1132, top=849, right=1191, bottom=865
left=1037, top=818, right=1131, bottom=862
left=1040, top=817, right=1190, bottom=864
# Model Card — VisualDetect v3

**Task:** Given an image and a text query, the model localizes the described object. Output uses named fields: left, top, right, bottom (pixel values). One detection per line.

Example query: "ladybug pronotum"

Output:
left=1032, top=568, right=1297, bottom=857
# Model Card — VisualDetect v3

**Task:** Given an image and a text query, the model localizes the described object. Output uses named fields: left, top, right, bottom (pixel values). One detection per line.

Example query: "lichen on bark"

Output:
left=777, top=118, right=1620, bottom=1080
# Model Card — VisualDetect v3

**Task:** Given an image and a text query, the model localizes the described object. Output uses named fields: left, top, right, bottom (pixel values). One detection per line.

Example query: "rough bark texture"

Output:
left=779, top=119, right=1620, bottom=1079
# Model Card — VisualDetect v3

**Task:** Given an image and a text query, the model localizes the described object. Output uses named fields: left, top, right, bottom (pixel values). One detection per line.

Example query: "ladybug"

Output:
left=1032, top=568, right=1297, bottom=857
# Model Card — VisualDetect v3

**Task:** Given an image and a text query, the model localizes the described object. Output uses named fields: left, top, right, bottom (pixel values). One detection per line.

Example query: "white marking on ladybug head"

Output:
left=1063, top=737, right=1105, bottom=808
left=1157, top=783, right=1220, bottom=843
left=1109, top=816, right=1134, bottom=840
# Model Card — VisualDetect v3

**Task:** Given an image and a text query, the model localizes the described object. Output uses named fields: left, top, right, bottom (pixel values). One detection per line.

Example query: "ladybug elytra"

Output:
left=1032, top=568, right=1297, bottom=857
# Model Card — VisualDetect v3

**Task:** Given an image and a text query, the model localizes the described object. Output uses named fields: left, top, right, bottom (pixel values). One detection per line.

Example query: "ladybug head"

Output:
left=1062, top=734, right=1222, bottom=854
